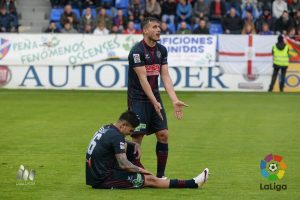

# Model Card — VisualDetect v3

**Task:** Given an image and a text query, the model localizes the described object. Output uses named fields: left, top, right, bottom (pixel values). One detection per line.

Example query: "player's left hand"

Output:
left=133, top=142, right=141, bottom=159
left=172, top=100, right=188, bottom=120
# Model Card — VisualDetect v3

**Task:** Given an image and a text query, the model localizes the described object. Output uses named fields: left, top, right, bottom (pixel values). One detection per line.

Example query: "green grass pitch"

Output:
left=0, top=90, right=299, bottom=199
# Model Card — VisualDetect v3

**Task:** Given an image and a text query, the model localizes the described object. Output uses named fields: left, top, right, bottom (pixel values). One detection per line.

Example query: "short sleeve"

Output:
left=128, top=48, right=145, bottom=68
left=161, top=45, right=168, bottom=65
left=111, top=133, right=126, bottom=154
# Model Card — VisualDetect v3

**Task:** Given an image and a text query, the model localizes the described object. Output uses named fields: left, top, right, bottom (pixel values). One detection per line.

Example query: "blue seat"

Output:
left=82, top=8, right=97, bottom=18
left=50, top=8, right=64, bottom=21
left=115, top=0, right=129, bottom=9
left=106, top=8, right=115, bottom=17
left=54, top=21, right=62, bottom=30
left=72, top=8, right=81, bottom=19
left=209, top=23, right=223, bottom=34
left=134, top=23, right=141, bottom=31
left=167, top=23, right=176, bottom=34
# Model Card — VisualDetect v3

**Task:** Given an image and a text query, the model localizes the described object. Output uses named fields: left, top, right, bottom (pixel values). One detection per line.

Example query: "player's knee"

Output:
left=156, top=130, right=168, bottom=143
left=144, top=175, right=159, bottom=187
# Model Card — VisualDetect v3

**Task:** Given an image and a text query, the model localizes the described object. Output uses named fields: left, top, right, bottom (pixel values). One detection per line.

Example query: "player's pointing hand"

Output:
left=172, top=100, right=188, bottom=120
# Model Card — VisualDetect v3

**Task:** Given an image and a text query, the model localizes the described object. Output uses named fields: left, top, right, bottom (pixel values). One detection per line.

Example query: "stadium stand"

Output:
left=8, top=0, right=298, bottom=37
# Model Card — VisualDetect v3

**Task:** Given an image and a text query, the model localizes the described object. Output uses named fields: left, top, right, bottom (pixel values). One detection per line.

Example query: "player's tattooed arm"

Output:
left=115, top=153, right=151, bottom=174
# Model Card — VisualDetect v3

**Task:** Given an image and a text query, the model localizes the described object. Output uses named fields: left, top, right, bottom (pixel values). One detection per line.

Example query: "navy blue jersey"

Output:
left=127, top=40, right=168, bottom=102
left=86, top=124, right=125, bottom=186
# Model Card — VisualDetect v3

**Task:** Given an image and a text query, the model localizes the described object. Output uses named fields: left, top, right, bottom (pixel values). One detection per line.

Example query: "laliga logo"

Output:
left=260, top=153, right=287, bottom=191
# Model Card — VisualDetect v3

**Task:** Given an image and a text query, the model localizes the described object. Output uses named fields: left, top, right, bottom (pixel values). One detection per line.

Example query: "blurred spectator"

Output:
left=60, top=4, right=79, bottom=30
left=96, top=8, right=113, bottom=30
left=275, top=10, right=293, bottom=34
left=244, top=9, right=255, bottom=24
left=287, top=26, right=296, bottom=39
left=100, top=0, right=113, bottom=9
left=176, top=0, right=193, bottom=23
left=0, top=6, right=16, bottom=32
left=209, top=0, right=226, bottom=22
left=160, top=21, right=172, bottom=34
left=295, top=26, right=300, bottom=40
left=128, top=0, right=145, bottom=23
left=123, top=21, right=142, bottom=34
left=176, top=21, right=191, bottom=34
left=241, top=0, right=259, bottom=20
left=145, top=0, right=161, bottom=19
left=222, top=7, right=243, bottom=34
left=82, top=0, right=96, bottom=9
left=257, top=0, right=272, bottom=14
left=61, top=20, right=78, bottom=33
left=161, top=0, right=177, bottom=24
left=193, top=0, right=209, bottom=24
left=242, top=21, right=256, bottom=34
left=288, top=0, right=300, bottom=17
left=44, top=20, right=61, bottom=33
left=193, top=18, right=209, bottom=34
left=255, top=6, right=276, bottom=33
left=93, top=21, right=109, bottom=35
left=110, top=24, right=122, bottom=34
left=293, top=9, right=300, bottom=27
left=259, top=22, right=274, bottom=35
left=83, top=24, right=93, bottom=33
left=80, top=7, right=96, bottom=33
left=114, top=9, right=128, bottom=32
left=272, top=0, right=288, bottom=19
left=225, top=0, right=242, bottom=14
left=0, top=0, right=17, bottom=16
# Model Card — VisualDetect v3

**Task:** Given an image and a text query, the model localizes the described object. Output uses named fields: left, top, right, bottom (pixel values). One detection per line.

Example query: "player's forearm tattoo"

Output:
left=115, top=153, right=140, bottom=173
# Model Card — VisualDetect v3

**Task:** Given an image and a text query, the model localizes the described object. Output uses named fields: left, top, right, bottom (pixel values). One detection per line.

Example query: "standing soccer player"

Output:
left=127, top=17, right=188, bottom=178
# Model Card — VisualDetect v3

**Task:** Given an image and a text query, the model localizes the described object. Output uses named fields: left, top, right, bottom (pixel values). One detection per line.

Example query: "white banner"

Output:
left=0, top=61, right=274, bottom=91
left=219, top=35, right=277, bottom=78
left=0, top=34, right=216, bottom=67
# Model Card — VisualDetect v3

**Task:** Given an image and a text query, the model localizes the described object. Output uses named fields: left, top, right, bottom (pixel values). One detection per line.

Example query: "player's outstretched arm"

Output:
left=161, top=64, right=188, bottom=120
left=134, top=67, right=164, bottom=120
left=115, top=153, right=152, bottom=175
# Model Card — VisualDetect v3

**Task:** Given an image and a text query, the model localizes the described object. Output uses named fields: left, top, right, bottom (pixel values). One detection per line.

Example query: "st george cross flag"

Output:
left=218, top=35, right=277, bottom=76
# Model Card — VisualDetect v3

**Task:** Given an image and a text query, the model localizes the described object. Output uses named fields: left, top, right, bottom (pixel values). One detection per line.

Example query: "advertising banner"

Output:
left=0, top=34, right=216, bottom=67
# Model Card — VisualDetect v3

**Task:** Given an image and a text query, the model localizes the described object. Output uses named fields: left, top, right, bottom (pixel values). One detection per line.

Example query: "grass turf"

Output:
left=0, top=90, right=299, bottom=200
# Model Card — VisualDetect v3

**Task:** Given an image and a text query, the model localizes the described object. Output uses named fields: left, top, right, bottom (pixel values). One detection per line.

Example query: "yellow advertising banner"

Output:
left=273, top=63, right=300, bottom=92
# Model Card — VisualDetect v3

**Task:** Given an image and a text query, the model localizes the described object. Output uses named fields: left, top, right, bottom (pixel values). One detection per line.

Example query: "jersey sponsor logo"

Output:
left=145, top=64, right=160, bottom=76
left=120, top=142, right=125, bottom=150
left=128, top=173, right=144, bottom=188
left=133, top=54, right=141, bottom=63
left=145, top=54, right=151, bottom=61
left=134, top=123, right=146, bottom=132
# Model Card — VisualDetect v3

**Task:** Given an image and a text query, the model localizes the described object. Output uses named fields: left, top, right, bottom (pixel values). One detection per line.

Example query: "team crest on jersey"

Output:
left=156, top=51, right=161, bottom=59
left=145, top=54, right=150, bottom=60
left=120, top=142, right=125, bottom=150
left=133, top=54, right=141, bottom=63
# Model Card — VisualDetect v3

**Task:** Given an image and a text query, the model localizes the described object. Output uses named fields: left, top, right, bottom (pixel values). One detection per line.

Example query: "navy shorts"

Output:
left=128, top=98, right=168, bottom=135
left=93, top=170, right=145, bottom=189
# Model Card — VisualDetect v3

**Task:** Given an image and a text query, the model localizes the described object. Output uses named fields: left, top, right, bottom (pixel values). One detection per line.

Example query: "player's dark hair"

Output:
left=119, top=111, right=140, bottom=128
left=141, top=17, right=160, bottom=30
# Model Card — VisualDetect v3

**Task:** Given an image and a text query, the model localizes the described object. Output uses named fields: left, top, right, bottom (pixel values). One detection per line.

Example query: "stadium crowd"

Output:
left=1, top=0, right=300, bottom=39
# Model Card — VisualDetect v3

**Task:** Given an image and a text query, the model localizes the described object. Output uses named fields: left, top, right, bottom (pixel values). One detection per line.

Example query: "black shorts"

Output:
left=93, top=170, right=145, bottom=189
left=128, top=99, right=168, bottom=135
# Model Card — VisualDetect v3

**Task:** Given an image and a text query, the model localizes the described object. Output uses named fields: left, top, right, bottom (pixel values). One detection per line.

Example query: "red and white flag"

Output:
left=218, top=35, right=277, bottom=76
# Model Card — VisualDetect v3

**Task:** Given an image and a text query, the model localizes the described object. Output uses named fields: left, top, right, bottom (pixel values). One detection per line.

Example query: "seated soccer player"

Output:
left=86, top=110, right=209, bottom=189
